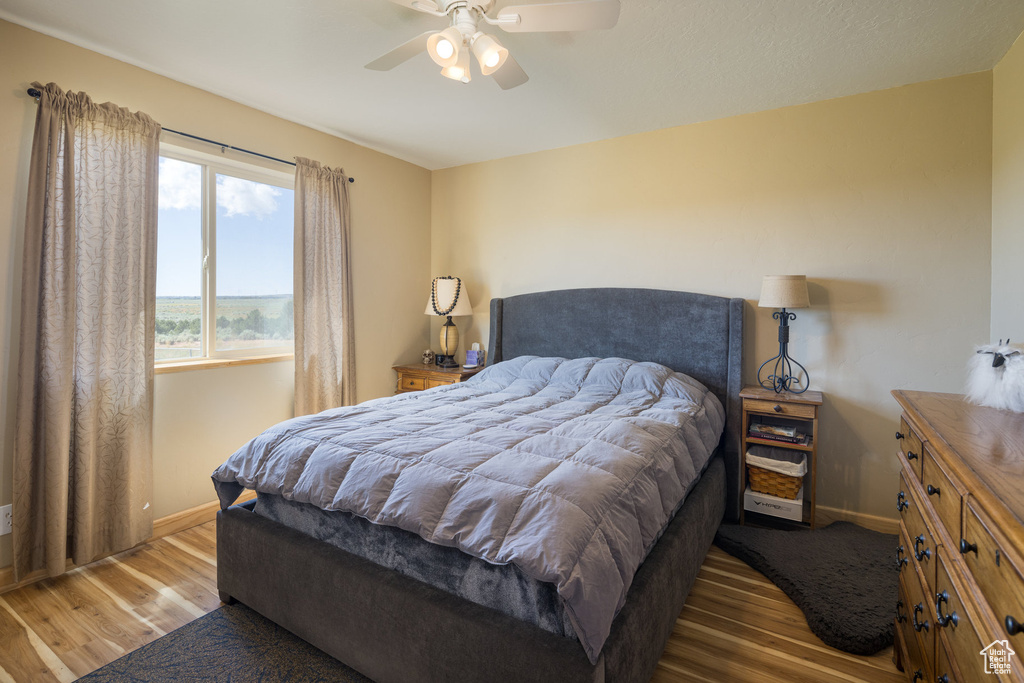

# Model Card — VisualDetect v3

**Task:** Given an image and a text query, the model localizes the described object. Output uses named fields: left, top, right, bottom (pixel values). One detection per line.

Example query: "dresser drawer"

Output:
left=962, top=499, right=1024, bottom=645
left=897, top=415, right=925, bottom=482
left=900, top=469, right=938, bottom=588
left=744, top=398, right=816, bottom=419
left=936, top=629, right=962, bottom=683
left=934, top=548, right=1017, bottom=683
left=903, top=560, right=936, bottom=681
left=901, top=573, right=933, bottom=679
left=426, top=379, right=454, bottom=389
left=922, top=444, right=966, bottom=544
left=898, top=523, right=914, bottom=584
left=400, top=376, right=426, bottom=391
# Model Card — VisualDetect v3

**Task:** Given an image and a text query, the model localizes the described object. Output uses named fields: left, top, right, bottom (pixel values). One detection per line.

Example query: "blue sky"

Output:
left=156, top=157, right=294, bottom=297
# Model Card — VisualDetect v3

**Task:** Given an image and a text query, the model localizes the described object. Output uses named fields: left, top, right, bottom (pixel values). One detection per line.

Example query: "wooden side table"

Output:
left=740, top=385, right=823, bottom=527
left=392, top=364, right=484, bottom=394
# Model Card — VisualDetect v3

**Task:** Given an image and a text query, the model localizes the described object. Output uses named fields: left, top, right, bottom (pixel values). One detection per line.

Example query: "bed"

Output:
left=215, top=287, right=743, bottom=682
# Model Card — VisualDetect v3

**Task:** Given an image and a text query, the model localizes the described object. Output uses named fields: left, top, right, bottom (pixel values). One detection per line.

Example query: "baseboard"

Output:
left=0, top=490, right=256, bottom=595
left=816, top=505, right=899, bottom=535
left=149, top=490, right=256, bottom=542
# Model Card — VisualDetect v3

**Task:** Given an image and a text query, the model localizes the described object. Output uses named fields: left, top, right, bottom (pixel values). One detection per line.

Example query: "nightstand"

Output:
left=392, top=364, right=484, bottom=394
left=740, top=386, right=823, bottom=527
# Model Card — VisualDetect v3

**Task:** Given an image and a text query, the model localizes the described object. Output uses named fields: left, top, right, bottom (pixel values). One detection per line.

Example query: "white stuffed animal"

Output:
left=966, top=340, right=1024, bottom=412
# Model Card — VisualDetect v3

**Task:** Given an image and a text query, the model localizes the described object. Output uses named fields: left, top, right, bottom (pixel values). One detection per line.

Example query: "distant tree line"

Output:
left=156, top=300, right=293, bottom=342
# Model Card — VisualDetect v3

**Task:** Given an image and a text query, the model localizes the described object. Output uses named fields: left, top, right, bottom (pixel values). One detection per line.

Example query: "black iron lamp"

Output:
left=425, top=276, right=473, bottom=368
left=757, top=275, right=811, bottom=394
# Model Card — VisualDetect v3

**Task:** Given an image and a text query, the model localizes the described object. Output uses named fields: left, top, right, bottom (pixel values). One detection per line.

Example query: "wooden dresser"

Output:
left=893, top=390, right=1024, bottom=682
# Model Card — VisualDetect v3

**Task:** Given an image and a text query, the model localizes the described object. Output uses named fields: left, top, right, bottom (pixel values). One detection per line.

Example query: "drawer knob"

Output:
left=937, top=675, right=949, bottom=683
left=914, top=534, right=931, bottom=562
left=912, top=670, right=923, bottom=682
left=926, top=484, right=941, bottom=497
left=897, top=491, right=909, bottom=512
left=912, top=603, right=930, bottom=633
left=907, top=450, right=919, bottom=461
left=935, top=591, right=958, bottom=628
left=959, top=538, right=978, bottom=556
left=1007, top=615, right=1024, bottom=636
left=895, top=431, right=905, bottom=440
left=896, top=545, right=908, bottom=570
left=896, top=599, right=907, bottom=624
left=772, top=404, right=783, bottom=413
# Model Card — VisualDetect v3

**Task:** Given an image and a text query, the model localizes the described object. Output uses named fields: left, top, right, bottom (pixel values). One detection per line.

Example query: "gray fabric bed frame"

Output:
left=217, top=287, right=744, bottom=682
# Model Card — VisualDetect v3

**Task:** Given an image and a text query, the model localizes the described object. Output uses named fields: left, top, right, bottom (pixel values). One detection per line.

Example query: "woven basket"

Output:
left=747, top=464, right=802, bottom=500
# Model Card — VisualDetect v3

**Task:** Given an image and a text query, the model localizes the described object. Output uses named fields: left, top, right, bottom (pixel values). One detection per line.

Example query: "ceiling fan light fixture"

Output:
left=471, top=32, right=508, bottom=75
left=440, top=48, right=472, bottom=83
left=427, top=26, right=463, bottom=67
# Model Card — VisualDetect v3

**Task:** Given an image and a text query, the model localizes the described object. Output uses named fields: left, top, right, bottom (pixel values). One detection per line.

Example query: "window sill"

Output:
left=155, top=353, right=294, bottom=375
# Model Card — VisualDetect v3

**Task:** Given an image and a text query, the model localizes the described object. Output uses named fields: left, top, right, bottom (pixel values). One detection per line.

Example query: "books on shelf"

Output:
left=750, top=432, right=811, bottom=447
left=748, top=423, right=798, bottom=438
left=748, top=422, right=810, bottom=446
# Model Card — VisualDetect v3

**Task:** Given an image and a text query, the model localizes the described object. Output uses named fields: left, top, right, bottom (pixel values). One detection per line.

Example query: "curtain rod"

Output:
left=26, top=87, right=354, bottom=183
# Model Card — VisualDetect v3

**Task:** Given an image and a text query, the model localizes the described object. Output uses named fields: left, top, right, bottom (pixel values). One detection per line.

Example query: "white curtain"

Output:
left=13, top=82, right=160, bottom=580
left=293, top=157, right=355, bottom=415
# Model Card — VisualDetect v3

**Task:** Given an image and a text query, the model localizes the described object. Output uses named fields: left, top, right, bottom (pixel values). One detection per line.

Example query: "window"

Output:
left=156, top=146, right=295, bottom=362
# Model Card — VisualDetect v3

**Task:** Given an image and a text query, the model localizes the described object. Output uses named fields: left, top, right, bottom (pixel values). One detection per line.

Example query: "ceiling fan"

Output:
left=366, top=0, right=621, bottom=90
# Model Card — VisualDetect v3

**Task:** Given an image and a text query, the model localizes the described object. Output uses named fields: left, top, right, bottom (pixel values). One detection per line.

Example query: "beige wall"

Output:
left=992, top=33, right=1024, bottom=338
left=432, top=74, right=993, bottom=521
left=0, top=20, right=432, bottom=568
left=0, top=15, right=1012, bottom=574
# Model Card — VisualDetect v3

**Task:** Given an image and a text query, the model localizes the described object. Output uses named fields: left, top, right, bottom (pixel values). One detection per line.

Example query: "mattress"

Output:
left=213, top=356, right=725, bottom=660
left=253, top=491, right=578, bottom=637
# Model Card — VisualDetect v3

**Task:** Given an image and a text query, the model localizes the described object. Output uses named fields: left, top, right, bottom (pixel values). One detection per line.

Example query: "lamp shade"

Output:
left=425, top=276, right=473, bottom=316
left=758, top=275, right=810, bottom=309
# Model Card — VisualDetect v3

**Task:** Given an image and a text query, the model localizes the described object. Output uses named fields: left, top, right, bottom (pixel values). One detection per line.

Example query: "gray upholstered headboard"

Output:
left=487, top=287, right=744, bottom=522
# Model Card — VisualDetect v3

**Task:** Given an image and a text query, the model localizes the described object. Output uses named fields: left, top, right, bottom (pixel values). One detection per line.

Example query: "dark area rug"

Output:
left=714, top=521, right=898, bottom=656
left=78, top=603, right=371, bottom=682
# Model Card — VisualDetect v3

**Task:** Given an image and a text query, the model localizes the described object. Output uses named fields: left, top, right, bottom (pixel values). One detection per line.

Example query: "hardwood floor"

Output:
left=0, top=522, right=903, bottom=682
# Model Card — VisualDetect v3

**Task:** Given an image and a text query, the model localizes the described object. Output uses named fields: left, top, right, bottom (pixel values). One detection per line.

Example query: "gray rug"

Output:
left=78, top=603, right=370, bottom=682
left=714, top=521, right=898, bottom=655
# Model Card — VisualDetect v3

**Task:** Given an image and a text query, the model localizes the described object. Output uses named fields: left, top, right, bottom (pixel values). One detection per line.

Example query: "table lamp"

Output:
left=757, top=275, right=811, bottom=394
left=425, top=276, right=472, bottom=368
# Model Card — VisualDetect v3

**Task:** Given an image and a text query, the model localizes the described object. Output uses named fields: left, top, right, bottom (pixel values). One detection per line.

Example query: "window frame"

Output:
left=156, top=143, right=296, bottom=364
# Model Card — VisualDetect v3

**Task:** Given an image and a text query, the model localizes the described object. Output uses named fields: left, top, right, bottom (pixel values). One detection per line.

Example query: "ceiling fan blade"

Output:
left=491, top=54, right=529, bottom=90
left=365, top=31, right=434, bottom=71
left=387, top=0, right=440, bottom=12
left=496, top=0, right=620, bottom=33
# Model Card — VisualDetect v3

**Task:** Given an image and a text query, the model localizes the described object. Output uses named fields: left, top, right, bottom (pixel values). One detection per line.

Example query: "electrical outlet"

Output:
left=0, top=504, right=11, bottom=536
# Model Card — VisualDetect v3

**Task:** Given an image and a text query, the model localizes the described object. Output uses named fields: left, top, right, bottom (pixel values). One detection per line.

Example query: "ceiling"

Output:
left=2, top=0, right=1023, bottom=170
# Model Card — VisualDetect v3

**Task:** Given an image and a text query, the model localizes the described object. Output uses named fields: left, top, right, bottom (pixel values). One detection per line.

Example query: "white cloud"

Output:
left=158, top=157, right=201, bottom=210
left=217, top=175, right=281, bottom=219
left=159, top=159, right=282, bottom=219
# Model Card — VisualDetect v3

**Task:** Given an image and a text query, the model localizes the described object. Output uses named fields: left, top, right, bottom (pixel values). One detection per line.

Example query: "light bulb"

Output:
left=471, top=33, right=509, bottom=76
left=436, top=39, right=454, bottom=60
left=427, top=27, right=462, bottom=68
left=441, top=49, right=471, bottom=83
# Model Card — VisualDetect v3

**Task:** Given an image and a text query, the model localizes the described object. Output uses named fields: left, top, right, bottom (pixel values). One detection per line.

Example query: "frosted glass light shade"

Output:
left=759, top=275, right=810, bottom=309
left=428, top=27, right=462, bottom=68
left=441, top=49, right=471, bottom=83
left=425, top=277, right=473, bottom=316
left=471, top=33, right=508, bottom=75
